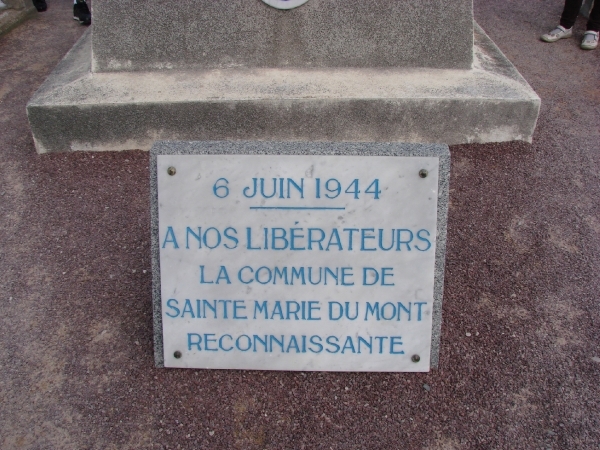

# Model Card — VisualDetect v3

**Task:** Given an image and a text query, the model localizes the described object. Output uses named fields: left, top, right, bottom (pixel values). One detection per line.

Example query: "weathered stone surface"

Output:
left=3, top=0, right=30, bottom=9
left=91, top=0, right=474, bottom=72
left=27, top=25, right=540, bottom=153
left=0, top=0, right=34, bottom=37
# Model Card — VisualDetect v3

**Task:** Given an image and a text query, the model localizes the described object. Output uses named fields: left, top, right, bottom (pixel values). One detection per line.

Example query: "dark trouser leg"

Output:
left=560, top=0, right=584, bottom=29
left=587, top=2, right=600, bottom=31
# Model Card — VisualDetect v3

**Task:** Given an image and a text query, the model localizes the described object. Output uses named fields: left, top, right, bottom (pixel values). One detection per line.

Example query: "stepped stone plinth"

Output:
left=27, top=0, right=540, bottom=153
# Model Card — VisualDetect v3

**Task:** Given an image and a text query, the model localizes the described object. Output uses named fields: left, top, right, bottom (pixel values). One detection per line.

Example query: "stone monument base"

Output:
left=0, top=1, right=35, bottom=37
left=27, top=23, right=540, bottom=153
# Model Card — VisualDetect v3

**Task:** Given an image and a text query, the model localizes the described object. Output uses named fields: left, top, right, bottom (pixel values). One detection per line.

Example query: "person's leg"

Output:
left=560, top=0, right=585, bottom=29
left=541, top=0, right=583, bottom=42
left=586, top=1, right=600, bottom=31
left=32, top=0, right=47, bottom=12
left=580, top=2, right=599, bottom=49
left=73, top=0, right=91, bottom=25
left=578, top=1, right=599, bottom=49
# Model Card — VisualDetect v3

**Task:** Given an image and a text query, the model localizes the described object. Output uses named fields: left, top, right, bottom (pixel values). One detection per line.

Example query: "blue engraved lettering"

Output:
left=238, top=266, right=253, bottom=284
left=246, top=227, right=261, bottom=250
left=270, top=335, right=285, bottom=352
left=398, top=302, right=411, bottom=321
left=341, top=336, right=356, bottom=354
left=325, top=336, right=340, bottom=353
left=166, top=299, right=180, bottom=318
left=260, top=178, right=277, bottom=198
left=396, top=229, right=414, bottom=251
left=256, top=266, right=272, bottom=284
left=375, top=336, right=388, bottom=354
left=223, top=227, right=239, bottom=249
left=271, top=228, right=289, bottom=250
left=270, top=301, right=284, bottom=320
left=181, top=299, right=195, bottom=318
left=254, top=300, right=268, bottom=319
left=253, top=335, right=268, bottom=352
left=381, top=302, right=396, bottom=320
left=203, top=299, right=217, bottom=318
left=361, top=228, right=376, bottom=251
left=264, top=227, right=269, bottom=250
left=286, top=301, right=301, bottom=320
left=273, top=267, right=289, bottom=285
left=308, top=301, right=321, bottom=320
left=324, top=267, right=339, bottom=285
left=365, top=302, right=380, bottom=320
left=219, top=334, right=233, bottom=351
left=186, top=227, right=201, bottom=249
left=204, top=333, right=218, bottom=351
left=187, top=333, right=202, bottom=350
left=286, top=335, right=301, bottom=353
left=308, top=267, right=322, bottom=285
left=390, top=336, right=405, bottom=354
left=233, top=300, right=247, bottom=319
left=415, top=302, right=427, bottom=321
left=236, top=335, right=252, bottom=352
left=290, top=228, right=306, bottom=250
left=378, top=229, right=395, bottom=251
left=215, top=266, right=231, bottom=284
left=218, top=299, right=232, bottom=319
left=199, top=265, right=214, bottom=284
left=162, top=226, right=179, bottom=249
left=242, top=178, right=257, bottom=198
left=287, top=178, right=304, bottom=198
left=308, top=228, right=326, bottom=250
left=363, top=267, right=379, bottom=286
left=341, top=267, right=354, bottom=286
left=329, top=301, right=343, bottom=320
left=358, top=336, right=373, bottom=354
left=325, top=229, right=343, bottom=251
left=202, top=227, right=221, bottom=249
left=345, top=302, right=359, bottom=320
left=415, top=229, right=432, bottom=251
left=291, top=267, right=306, bottom=285
left=381, top=267, right=394, bottom=286
left=309, top=335, right=323, bottom=353
left=343, top=228, right=359, bottom=250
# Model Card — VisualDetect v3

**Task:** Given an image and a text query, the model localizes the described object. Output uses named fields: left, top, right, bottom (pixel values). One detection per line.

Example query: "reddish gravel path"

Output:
left=0, top=1, right=599, bottom=449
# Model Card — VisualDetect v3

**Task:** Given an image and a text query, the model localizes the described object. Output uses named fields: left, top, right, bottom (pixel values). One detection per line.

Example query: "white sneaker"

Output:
left=541, top=25, right=573, bottom=42
left=581, top=31, right=599, bottom=50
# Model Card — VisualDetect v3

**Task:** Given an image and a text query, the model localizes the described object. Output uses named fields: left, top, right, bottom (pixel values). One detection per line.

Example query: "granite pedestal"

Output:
left=27, top=0, right=540, bottom=153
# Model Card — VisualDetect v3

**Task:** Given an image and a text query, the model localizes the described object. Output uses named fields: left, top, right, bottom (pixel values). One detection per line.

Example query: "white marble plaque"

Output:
left=156, top=153, right=441, bottom=372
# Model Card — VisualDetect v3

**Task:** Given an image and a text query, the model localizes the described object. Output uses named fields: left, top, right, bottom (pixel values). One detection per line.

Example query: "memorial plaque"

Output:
left=151, top=142, right=449, bottom=372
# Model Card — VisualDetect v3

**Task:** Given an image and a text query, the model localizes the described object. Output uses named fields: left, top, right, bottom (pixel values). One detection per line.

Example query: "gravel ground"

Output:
left=0, top=0, right=599, bottom=449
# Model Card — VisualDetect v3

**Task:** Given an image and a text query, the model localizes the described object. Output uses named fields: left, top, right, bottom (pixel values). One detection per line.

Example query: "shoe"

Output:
left=581, top=30, right=599, bottom=50
left=541, top=25, right=573, bottom=42
left=73, top=0, right=91, bottom=25
left=32, top=0, right=47, bottom=12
